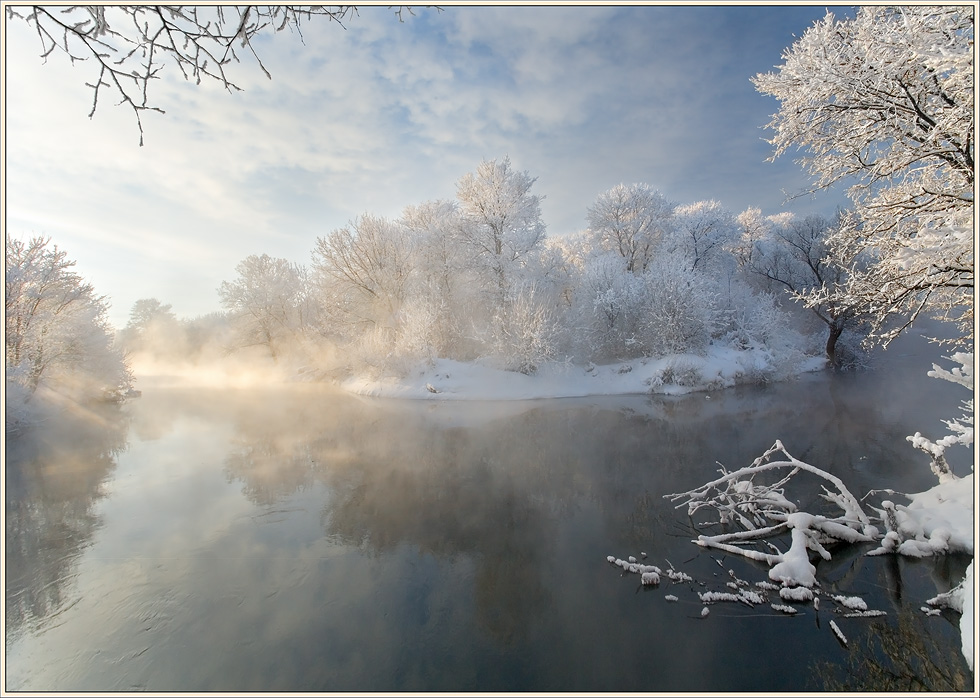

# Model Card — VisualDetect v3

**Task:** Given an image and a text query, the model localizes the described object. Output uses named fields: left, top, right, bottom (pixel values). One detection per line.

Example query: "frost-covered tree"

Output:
left=455, top=157, right=547, bottom=298
left=8, top=5, right=431, bottom=144
left=218, top=253, right=310, bottom=361
left=753, top=6, right=974, bottom=346
left=749, top=211, right=870, bottom=367
left=397, top=200, right=473, bottom=358
left=733, top=207, right=795, bottom=271
left=641, top=255, right=718, bottom=357
left=574, top=251, right=649, bottom=361
left=586, top=183, right=675, bottom=274
left=5, top=236, right=131, bottom=426
left=482, top=282, right=562, bottom=375
left=572, top=250, right=718, bottom=363
left=312, top=215, right=414, bottom=339
left=667, top=200, right=739, bottom=275
left=125, top=298, right=176, bottom=334
left=119, top=297, right=182, bottom=356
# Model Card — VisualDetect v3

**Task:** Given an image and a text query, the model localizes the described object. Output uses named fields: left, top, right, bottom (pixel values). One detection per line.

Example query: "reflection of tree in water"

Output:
left=223, top=397, right=589, bottom=644
left=5, top=403, right=129, bottom=643
left=814, top=610, right=972, bottom=691
left=320, top=422, right=560, bottom=645
left=221, top=388, right=356, bottom=506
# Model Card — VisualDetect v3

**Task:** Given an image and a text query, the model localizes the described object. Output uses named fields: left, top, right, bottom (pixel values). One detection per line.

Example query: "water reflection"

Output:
left=5, top=401, right=129, bottom=645
left=816, top=607, right=972, bottom=691
left=5, top=325, right=973, bottom=691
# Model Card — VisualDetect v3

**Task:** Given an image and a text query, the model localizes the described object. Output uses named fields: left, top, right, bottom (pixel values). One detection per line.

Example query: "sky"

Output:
left=4, top=3, right=854, bottom=327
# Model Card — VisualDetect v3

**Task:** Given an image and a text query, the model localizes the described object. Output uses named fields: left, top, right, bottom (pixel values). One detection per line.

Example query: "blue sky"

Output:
left=4, top=4, right=853, bottom=327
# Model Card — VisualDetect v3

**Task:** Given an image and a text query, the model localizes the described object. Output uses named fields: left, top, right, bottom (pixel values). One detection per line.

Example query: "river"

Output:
left=4, top=324, right=974, bottom=691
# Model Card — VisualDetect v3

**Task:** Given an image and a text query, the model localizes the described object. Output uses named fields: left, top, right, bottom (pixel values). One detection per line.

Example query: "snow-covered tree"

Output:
left=119, top=297, right=182, bottom=356
left=667, top=200, right=739, bottom=275
left=312, top=215, right=414, bottom=338
left=753, top=6, right=974, bottom=346
left=455, top=157, right=547, bottom=298
left=398, top=199, right=473, bottom=358
left=733, top=207, right=795, bottom=271
left=125, top=298, right=177, bottom=334
left=586, top=183, right=675, bottom=274
left=572, top=250, right=719, bottom=363
left=640, top=254, right=718, bottom=357
left=574, top=251, right=648, bottom=361
left=217, top=253, right=310, bottom=361
left=482, top=282, right=562, bottom=375
left=748, top=211, right=870, bottom=367
left=5, top=236, right=131, bottom=426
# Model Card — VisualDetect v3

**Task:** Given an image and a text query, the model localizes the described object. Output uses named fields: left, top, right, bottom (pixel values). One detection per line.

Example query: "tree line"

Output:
left=170, top=159, right=869, bottom=380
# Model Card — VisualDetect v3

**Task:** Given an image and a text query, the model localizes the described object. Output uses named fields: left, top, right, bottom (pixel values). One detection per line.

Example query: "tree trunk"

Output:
left=826, top=321, right=844, bottom=368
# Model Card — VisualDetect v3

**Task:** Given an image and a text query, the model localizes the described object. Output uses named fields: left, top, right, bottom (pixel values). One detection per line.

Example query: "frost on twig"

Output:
left=906, top=353, right=973, bottom=484
left=8, top=5, right=429, bottom=144
left=665, top=440, right=878, bottom=587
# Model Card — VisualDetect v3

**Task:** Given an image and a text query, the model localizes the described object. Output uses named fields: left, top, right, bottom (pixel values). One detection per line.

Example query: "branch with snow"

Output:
left=665, top=440, right=879, bottom=587
left=906, top=352, right=974, bottom=483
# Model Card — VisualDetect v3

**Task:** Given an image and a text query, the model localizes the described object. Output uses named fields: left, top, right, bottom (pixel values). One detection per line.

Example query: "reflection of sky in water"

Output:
left=5, top=327, right=973, bottom=691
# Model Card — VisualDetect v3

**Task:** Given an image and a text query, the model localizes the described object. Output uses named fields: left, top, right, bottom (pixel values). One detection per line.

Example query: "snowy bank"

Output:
left=342, top=346, right=826, bottom=401
left=871, top=473, right=975, bottom=557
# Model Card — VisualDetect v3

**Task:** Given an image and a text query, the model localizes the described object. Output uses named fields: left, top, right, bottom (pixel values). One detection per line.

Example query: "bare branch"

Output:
left=12, top=5, right=435, bottom=145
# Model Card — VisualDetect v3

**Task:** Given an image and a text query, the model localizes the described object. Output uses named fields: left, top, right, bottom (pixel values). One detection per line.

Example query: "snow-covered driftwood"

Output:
left=665, top=440, right=878, bottom=587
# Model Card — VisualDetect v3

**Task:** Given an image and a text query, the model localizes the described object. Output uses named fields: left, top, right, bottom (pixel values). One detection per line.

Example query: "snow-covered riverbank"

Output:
left=341, top=346, right=827, bottom=401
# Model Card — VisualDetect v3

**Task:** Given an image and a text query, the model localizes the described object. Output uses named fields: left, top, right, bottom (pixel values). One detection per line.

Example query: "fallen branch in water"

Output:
left=665, top=440, right=879, bottom=587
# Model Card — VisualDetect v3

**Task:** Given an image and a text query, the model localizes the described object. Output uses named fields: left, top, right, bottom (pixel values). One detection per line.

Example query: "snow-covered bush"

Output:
left=639, top=256, right=717, bottom=357
left=572, top=250, right=720, bottom=363
left=574, top=251, right=649, bottom=362
left=655, top=358, right=703, bottom=389
left=715, top=282, right=809, bottom=381
left=348, top=324, right=399, bottom=379
left=482, top=282, right=562, bottom=375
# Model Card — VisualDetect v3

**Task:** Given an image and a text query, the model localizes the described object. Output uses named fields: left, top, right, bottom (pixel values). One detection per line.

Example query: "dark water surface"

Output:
left=5, top=328, right=974, bottom=692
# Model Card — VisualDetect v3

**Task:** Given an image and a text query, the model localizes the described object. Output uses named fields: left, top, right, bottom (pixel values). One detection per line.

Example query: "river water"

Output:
left=5, top=326, right=974, bottom=692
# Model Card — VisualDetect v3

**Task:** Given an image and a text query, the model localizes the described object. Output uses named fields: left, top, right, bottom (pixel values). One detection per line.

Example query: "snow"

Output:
left=868, top=474, right=974, bottom=557
left=779, top=586, right=814, bottom=602
left=831, top=595, right=867, bottom=612
left=901, top=475, right=974, bottom=554
left=829, top=619, right=847, bottom=646
left=342, top=348, right=826, bottom=401
left=771, top=603, right=798, bottom=614
left=641, top=571, right=661, bottom=586
left=843, top=610, right=886, bottom=618
left=767, top=513, right=818, bottom=587
left=960, top=561, right=974, bottom=671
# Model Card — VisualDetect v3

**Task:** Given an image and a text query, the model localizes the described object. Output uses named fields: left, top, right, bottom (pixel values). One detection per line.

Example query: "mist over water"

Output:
left=4, top=322, right=973, bottom=691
